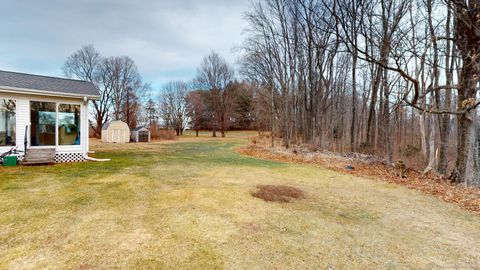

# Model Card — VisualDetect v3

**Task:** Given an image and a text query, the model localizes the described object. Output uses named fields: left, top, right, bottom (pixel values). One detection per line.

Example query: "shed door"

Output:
left=139, top=131, right=149, bottom=142
left=112, top=129, right=120, bottom=142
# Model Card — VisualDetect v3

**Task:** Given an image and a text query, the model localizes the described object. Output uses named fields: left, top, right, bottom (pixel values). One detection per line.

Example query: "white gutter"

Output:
left=0, top=85, right=100, bottom=100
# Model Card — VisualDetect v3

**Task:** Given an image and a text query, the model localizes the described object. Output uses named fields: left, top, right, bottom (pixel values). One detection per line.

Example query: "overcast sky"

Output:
left=0, top=0, right=251, bottom=90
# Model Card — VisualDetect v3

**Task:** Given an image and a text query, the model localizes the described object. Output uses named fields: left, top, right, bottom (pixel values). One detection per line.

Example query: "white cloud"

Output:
left=0, top=0, right=250, bottom=89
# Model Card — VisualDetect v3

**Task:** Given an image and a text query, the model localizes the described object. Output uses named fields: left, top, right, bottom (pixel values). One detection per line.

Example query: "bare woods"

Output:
left=240, top=0, right=480, bottom=186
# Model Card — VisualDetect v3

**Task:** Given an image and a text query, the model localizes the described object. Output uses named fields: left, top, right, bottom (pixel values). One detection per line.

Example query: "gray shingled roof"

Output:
left=0, top=70, right=100, bottom=97
left=102, top=122, right=111, bottom=130
left=132, top=126, right=149, bottom=132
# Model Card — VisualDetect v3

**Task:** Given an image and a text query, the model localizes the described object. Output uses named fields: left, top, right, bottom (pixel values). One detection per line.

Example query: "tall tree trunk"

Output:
left=351, top=50, right=357, bottom=152
left=221, top=112, right=226, bottom=138
left=350, top=1, right=358, bottom=152
left=271, top=85, right=275, bottom=148
left=456, top=107, right=477, bottom=185
left=437, top=7, right=454, bottom=175
left=424, top=0, right=439, bottom=174
left=212, top=121, right=217, bottom=137
left=424, top=97, right=437, bottom=174
left=366, top=66, right=382, bottom=148
left=455, top=74, right=478, bottom=185
left=419, top=113, right=428, bottom=160
left=381, top=68, right=392, bottom=163
left=453, top=1, right=480, bottom=185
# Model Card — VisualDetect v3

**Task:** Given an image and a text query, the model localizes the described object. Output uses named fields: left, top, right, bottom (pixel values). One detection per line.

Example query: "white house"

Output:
left=0, top=70, right=100, bottom=163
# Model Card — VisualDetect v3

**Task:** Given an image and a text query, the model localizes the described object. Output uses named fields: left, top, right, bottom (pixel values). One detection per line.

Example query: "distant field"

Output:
left=1, top=132, right=479, bottom=269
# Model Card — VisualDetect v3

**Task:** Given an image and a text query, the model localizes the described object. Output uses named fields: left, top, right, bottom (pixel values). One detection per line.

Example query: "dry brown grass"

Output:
left=251, top=185, right=305, bottom=202
left=1, top=132, right=480, bottom=269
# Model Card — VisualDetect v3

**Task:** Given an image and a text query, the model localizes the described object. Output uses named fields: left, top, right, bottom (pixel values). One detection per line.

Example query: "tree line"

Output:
left=240, top=0, right=480, bottom=186
left=156, top=52, right=257, bottom=137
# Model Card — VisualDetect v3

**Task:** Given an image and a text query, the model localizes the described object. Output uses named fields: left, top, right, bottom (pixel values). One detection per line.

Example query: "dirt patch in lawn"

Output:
left=252, top=185, right=305, bottom=203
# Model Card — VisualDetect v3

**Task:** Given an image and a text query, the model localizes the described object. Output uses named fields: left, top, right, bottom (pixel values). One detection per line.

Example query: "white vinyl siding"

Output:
left=15, top=99, right=29, bottom=151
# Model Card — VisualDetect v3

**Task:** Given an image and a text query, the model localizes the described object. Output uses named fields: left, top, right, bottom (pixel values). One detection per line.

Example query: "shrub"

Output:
left=151, top=128, right=177, bottom=140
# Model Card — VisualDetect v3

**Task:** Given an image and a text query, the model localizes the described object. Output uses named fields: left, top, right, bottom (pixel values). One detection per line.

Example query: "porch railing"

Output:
left=24, top=125, right=28, bottom=156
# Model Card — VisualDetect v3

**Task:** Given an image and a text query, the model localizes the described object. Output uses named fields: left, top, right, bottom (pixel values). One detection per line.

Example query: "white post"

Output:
left=85, top=101, right=89, bottom=155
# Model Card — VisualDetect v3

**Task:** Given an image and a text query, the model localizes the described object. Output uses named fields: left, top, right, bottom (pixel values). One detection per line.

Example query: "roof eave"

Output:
left=0, top=85, right=101, bottom=100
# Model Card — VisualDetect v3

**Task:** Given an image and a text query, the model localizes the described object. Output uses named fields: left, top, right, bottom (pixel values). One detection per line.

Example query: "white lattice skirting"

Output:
left=55, top=153, right=86, bottom=163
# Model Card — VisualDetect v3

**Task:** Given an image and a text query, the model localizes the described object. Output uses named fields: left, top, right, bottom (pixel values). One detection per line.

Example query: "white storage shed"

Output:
left=101, top=120, right=130, bottom=143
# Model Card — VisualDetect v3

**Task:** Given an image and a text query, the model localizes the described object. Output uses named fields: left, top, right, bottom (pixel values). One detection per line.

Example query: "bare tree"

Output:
left=63, top=45, right=100, bottom=82
left=101, top=56, right=142, bottom=122
left=195, top=51, right=235, bottom=137
left=63, top=45, right=111, bottom=137
left=159, top=81, right=189, bottom=136
left=144, top=98, right=159, bottom=128
left=186, top=90, right=207, bottom=137
left=64, top=46, right=150, bottom=135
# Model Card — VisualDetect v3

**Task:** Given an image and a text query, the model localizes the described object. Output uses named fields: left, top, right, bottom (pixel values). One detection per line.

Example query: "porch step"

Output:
left=22, top=148, right=56, bottom=165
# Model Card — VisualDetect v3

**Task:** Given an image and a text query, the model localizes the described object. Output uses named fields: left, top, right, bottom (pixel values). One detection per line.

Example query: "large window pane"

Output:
left=30, top=101, right=56, bottom=146
left=0, top=99, right=16, bottom=146
left=58, top=104, right=80, bottom=146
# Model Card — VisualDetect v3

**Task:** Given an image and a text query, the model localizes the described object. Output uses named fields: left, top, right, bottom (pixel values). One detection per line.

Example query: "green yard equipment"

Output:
left=3, top=155, right=17, bottom=166
left=0, top=147, right=21, bottom=167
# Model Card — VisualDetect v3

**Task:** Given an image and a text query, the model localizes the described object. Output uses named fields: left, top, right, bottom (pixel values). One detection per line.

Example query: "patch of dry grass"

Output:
left=1, top=132, right=480, bottom=269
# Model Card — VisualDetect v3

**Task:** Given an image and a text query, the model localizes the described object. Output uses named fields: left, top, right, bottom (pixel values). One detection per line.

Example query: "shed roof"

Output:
left=102, top=120, right=130, bottom=130
left=0, top=70, right=100, bottom=98
left=102, top=122, right=111, bottom=130
left=132, top=126, right=149, bottom=132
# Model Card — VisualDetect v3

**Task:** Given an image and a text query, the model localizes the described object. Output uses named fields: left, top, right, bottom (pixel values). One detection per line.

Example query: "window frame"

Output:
left=28, top=101, right=83, bottom=149
left=29, top=101, right=57, bottom=147
left=0, top=99, right=16, bottom=147
left=57, top=103, right=81, bottom=146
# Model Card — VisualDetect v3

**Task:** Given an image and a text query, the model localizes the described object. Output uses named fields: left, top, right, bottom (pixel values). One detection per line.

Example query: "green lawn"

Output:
left=1, top=132, right=479, bottom=269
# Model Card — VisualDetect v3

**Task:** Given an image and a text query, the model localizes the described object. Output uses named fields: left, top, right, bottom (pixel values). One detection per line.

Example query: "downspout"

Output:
left=85, top=156, right=110, bottom=162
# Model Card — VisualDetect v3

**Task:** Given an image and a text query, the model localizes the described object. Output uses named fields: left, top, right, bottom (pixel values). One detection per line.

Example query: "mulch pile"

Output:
left=252, top=185, right=305, bottom=203
left=238, top=145, right=480, bottom=214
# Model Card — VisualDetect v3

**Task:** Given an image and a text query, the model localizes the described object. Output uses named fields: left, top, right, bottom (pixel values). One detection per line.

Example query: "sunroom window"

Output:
left=30, top=101, right=56, bottom=146
left=0, top=99, right=16, bottom=146
left=58, top=104, right=81, bottom=145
